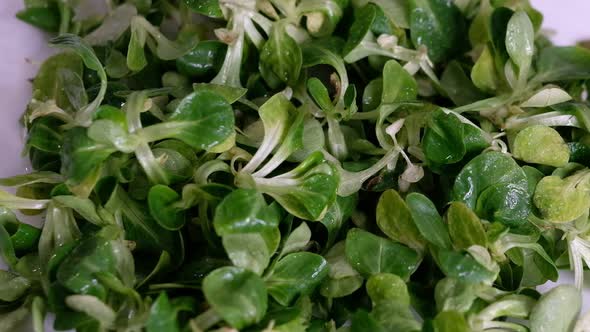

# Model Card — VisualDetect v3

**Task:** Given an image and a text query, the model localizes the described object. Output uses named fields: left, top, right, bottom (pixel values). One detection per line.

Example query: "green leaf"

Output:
left=345, top=228, right=421, bottom=280
left=369, top=0, right=411, bottom=29
left=266, top=252, right=329, bottom=306
left=302, top=41, right=349, bottom=105
left=320, top=194, right=357, bottom=249
left=376, top=190, right=425, bottom=251
left=299, top=0, right=347, bottom=37
left=307, top=78, right=334, bottom=112
left=148, top=185, right=186, bottom=231
left=440, top=61, right=487, bottom=106
left=409, top=0, right=465, bottom=63
left=0, top=171, right=62, bottom=187
left=31, top=52, right=83, bottom=110
left=250, top=153, right=339, bottom=221
left=505, top=11, right=534, bottom=81
left=520, top=87, right=572, bottom=108
left=446, top=202, right=487, bottom=250
left=371, top=301, right=421, bottom=332
left=351, top=310, right=386, bottom=332
left=0, top=270, right=31, bottom=302
left=423, top=109, right=466, bottom=165
left=406, top=193, right=452, bottom=249
left=65, top=295, right=116, bottom=327
left=320, top=241, right=364, bottom=299
left=56, top=235, right=118, bottom=298
left=366, top=273, right=410, bottom=306
left=472, top=45, right=499, bottom=93
left=203, top=267, right=268, bottom=329
left=280, top=222, right=312, bottom=256
left=381, top=60, right=418, bottom=103
left=513, top=125, right=570, bottom=167
left=432, top=311, right=469, bottom=332
left=222, top=232, right=275, bottom=275
left=61, top=127, right=115, bottom=187
left=533, top=174, right=590, bottom=223
left=536, top=46, right=590, bottom=82
left=177, top=41, right=227, bottom=78
left=490, top=7, right=513, bottom=63
left=0, top=305, right=30, bottom=331
left=530, top=285, right=581, bottom=332
left=50, top=34, right=107, bottom=126
left=259, top=23, right=302, bottom=87
left=84, top=4, right=138, bottom=46
left=343, top=4, right=377, bottom=57
left=452, top=152, right=531, bottom=227
left=436, top=250, right=497, bottom=284
left=193, top=83, right=246, bottom=104
left=105, top=185, right=181, bottom=258
left=183, top=0, right=223, bottom=18
left=214, top=189, right=279, bottom=235
left=147, top=293, right=181, bottom=332
left=17, top=6, right=60, bottom=32
left=53, top=195, right=104, bottom=226
left=140, top=90, right=235, bottom=150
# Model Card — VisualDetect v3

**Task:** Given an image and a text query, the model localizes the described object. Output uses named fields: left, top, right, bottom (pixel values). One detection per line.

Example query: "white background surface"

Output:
left=1, top=0, right=590, bottom=330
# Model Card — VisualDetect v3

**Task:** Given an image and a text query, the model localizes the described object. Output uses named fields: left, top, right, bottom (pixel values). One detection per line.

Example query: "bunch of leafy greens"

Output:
left=4, top=0, right=590, bottom=331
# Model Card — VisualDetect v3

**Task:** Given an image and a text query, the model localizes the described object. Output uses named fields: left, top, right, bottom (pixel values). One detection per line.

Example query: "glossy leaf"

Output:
left=437, top=250, right=497, bottom=284
left=505, top=11, right=534, bottom=80
left=452, top=152, right=531, bottom=227
left=266, top=252, right=329, bottom=306
left=345, top=228, right=421, bottom=280
left=140, top=90, right=235, bottom=151
left=409, top=0, right=465, bottom=63
left=423, top=109, right=465, bottom=164
left=259, top=23, right=302, bottom=87
left=56, top=235, right=117, bottom=298
left=203, top=267, right=268, bottom=329
left=222, top=232, right=275, bottom=275
left=184, top=0, right=223, bottom=18
left=213, top=189, right=279, bottom=235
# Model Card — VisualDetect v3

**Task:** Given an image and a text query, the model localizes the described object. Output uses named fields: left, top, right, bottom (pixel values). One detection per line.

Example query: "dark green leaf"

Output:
left=452, top=152, right=531, bottom=227
left=148, top=185, right=186, bottom=231
left=409, top=0, right=465, bottom=62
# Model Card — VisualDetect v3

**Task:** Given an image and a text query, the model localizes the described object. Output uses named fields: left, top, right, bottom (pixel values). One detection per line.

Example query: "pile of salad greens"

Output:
left=5, top=0, right=590, bottom=331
